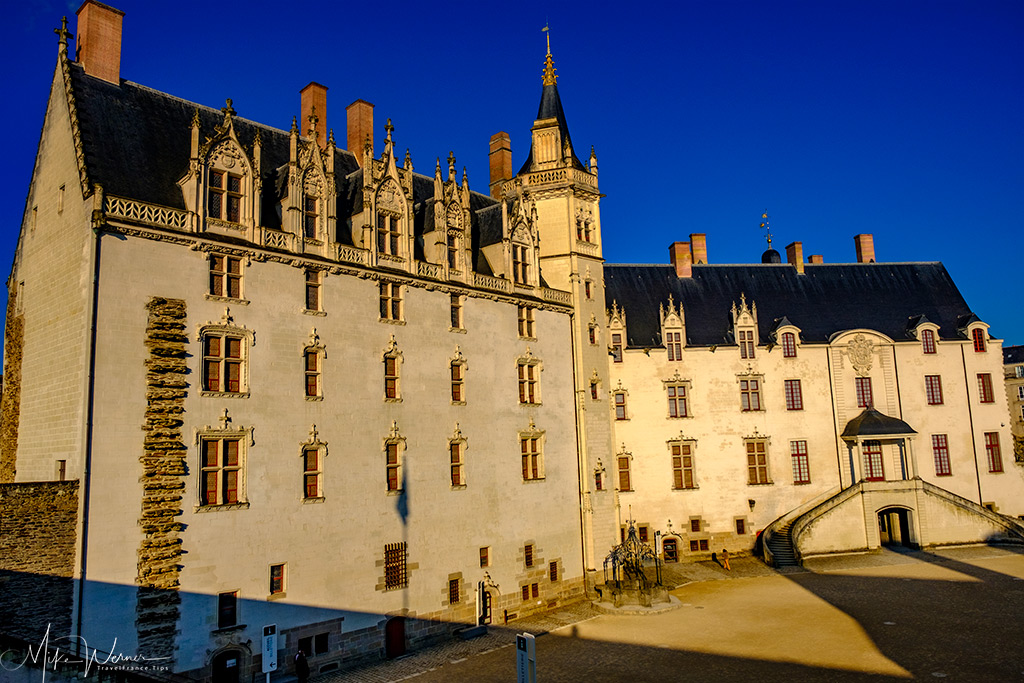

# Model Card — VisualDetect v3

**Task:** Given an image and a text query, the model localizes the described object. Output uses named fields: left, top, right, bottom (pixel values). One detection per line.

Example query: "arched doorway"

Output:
left=211, top=649, right=243, bottom=683
left=878, top=507, right=913, bottom=547
left=385, top=617, right=406, bottom=659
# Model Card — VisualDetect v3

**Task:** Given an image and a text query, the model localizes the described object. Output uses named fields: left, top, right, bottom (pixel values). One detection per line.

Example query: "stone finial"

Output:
left=54, top=16, right=74, bottom=54
left=447, top=151, right=456, bottom=179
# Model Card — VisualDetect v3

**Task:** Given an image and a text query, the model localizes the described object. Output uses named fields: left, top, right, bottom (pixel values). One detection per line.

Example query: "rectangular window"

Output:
left=736, top=519, right=746, bottom=535
left=781, top=332, right=797, bottom=358
left=448, top=578, right=460, bottom=604
left=689, top=540, right=699, bottom=552
left=699, top=539, right=709, bottom=551
left=203, top=334, right=244, bottom=393
left=739, top=329, right=755, bottom=359
left=518, top=362, right=539, bottom=404
left=667, top=384, right=688, bottom=418
left=585, top=280, right=592, bottom=299
left=690, top=519, right=701, bottom=533
left=201, top=438, right=242, bottom=505
left=863, top=440, right=885, bottom=481
left=932, top=434, right=951, bottom=476
left=855, top=377, right=874, bottom=409
left=451, top=362, right=465, bottom=402
left=1018, top=385, right=1024, bottom=400
left=57, top=184, right=65, bottom=214
left=611, top=334, right=623, bottom=363
left=384, top=356, right=400, bottom=399
left=784, top=379, right=803, bottom=411
left=210, top=254, right=242, bottom=299
left=305, top=269, right=321, bottom=311
left=303, top=194, right=318, bottom=239
left=925, top=375, right=943, bottom=405
left=531, top=583, right=539, bottom=599
left=524, top=544, right=534, bottom=568
left=977, top=374, right=994, bottom=403
left=303, top=447, right=322, bottom=498
left=313, top=633, right=328, bottom=655
left=56, top=460, right=67, bottom=481
left=740, top=379, right=761, bottom=412
left=512, top=244, right=529, bottom=284
left=746, top=440, right=770, bottom=485
left=521, top=437, right=543, bottom=480
left=517, top=306, right=536, bottom=338
left=379, top=282, right=402, bottom=321
left=376, top=213, right=400, bottom=256
left=304, top=349, right=320, bottom=398
left=208, top=171, right=242, bottom=222
left=450, top=441, right=464, bottom=486
left=614, top=392, right=627, bottom=420
left=921, top=329, right=936, bottom=354
left=479, top=547, right=489, bottom=568
left=666, top=331, right=682, bottom=361
left=590, top=382, right=599, bottom=401
left=522, top=585, right=529, bottom=601
left=663, top=539, right=678, bottom=563
left=386, top=442, right=401, bottom=491
left=270, top=564, right=285, bottom=595
left=1017, top=366, right=1024, bottom=380
left=217, top=591, right=238, bottom=629
left=618, top=456, right=632, bottom=491
left=549, top=561, right=558, bottom=582
left=671, top=443, right=695, bottom=489
left=638, top=526, right=649, bottom=543
left=791, top=440, right=810, bottom=484
left=985, top=432, right=1002, bottom=473
left=450, top=294, right=463, bottom=329
left=972, top=328, right=986, bottom=353
left=589, top=325, right=598, bottom=345
left=384, top=542, right=408, bottom=590
left=447, top=234, right=459, bottom=270
left=595, top=470, right=604, bottom=490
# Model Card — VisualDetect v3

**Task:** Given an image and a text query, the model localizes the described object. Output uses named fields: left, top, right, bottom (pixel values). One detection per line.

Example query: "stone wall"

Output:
left=0, top=284, right=24, bottom=483
left=0, top=481, right=79, bottom=640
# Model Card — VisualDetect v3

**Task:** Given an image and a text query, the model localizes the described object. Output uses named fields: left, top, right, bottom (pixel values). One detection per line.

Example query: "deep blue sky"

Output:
left=3, top=1, right=1022, bottom=345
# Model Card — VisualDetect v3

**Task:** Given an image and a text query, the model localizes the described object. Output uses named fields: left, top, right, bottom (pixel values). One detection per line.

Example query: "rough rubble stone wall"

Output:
left=0, top=285, right=24, bottom=483
left=0, top=481, right=79, bottom=640
left=135, top=297, right=188, bottom=661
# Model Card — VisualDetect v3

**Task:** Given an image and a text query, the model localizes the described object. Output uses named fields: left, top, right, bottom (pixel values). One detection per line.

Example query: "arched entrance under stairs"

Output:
left=878, top=507, right=914, bottom=547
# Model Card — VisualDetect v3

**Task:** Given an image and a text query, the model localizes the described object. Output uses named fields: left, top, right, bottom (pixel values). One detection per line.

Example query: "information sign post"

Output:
left=516, top=632, right=536, bottom=683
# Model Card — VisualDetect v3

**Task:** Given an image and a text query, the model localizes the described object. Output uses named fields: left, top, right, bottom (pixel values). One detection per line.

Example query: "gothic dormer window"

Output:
left=209, top=170, right=242, bottom=222
left=302, top=194, right=318, bottom=239
left=511, top=234, right=532, bottom=285
left=375, top=179, right=405, bottom=259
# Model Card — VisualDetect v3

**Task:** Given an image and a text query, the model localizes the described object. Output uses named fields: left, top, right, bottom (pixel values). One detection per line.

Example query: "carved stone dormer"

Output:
left=502, top=193, right=540, bottom=289
left=283, top=107, right=337, bottom=258
left=660, top=294, right=686, bottom=358
left=425, top=152, right=472, bottom=284
left=362, top=119, right=414, bottom=273
left=178, top=100, right=260, bottom=239
left=731, top=292, right=759, bottom=358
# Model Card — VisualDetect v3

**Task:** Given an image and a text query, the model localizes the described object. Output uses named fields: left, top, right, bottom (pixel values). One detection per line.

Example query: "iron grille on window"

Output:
left=384, top=542, right=408, bottom=589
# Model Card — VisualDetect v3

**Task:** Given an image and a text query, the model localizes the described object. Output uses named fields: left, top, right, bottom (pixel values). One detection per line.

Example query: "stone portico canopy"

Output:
left=840, top=408, right=919, bottom=483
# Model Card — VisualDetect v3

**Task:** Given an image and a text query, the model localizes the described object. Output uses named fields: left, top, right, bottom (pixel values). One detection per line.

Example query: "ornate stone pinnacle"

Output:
left=222, top=99, right=235, bottom=118
left=447, top=151, right=456, bottom=177
left=191, top=108, right=201, bottom=129
left=54, top=16, right=74, bottom=54
left=307, top=104, right=319, bottom=137
left=542, top=29, right=557, bottom=86
left=290, top=116, right=298, bottom=134
left=385, top=118, right=394, bottom=141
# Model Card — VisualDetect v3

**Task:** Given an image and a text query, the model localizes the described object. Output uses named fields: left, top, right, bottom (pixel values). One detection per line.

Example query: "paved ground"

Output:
left=320, top=545, right=1024, bottom=682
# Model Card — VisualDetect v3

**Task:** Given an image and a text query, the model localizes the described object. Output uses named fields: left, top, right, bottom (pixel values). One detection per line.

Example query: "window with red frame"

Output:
left=977, top=374, right=994, bottom=403
left=781, top=332, right=797, bottom=358
left=201, top=438, right=241, bottom=505
left=784, top=379, right=803, bottom=411
left=972, top=328, right=986, bottom=353
left=203, top=334, right=243, bottom=393
left=740, top=379, right=761, bottom=411
left=618, top=456, right=632, bottom=491
left=304, top=349, right=320, bottom=398
left=932, top=434, right=951, bottom=476
left=666, top=331, right=683, bottom=361
left=739, top=330, right=755, bottom=358
left=450, top=441, right=464, bottom=486
left=384, top=356, right=399, bottom=399
left=667, top=384, right=688, bottom=418
left=855, top=377, right=873, bottom=408
left=984, top=432, right=1002, bottom=472
left=921, top=329, right=936, bottom=354
left=303, top=447, right=322, bottom=498
left=791, top=440, right=810, bottom=484
left=863, top=440, right=885, bottom=481
left=925, top=375, right=943, bottom=405
left=270, top=564, right=285, bottom=595
left=386, top=442, right=401, bottom=491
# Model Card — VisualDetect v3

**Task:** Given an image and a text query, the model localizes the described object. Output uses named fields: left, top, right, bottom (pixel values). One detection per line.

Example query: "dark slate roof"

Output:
left=1005, top=345, right=1024, bottom=365
left=841, top=408, right=917, bottom=439
left=517, top=81, right=586, bottom=174
left=604, top=262, right=974, bottom=348
left=69, top=64, right=507, bottom=264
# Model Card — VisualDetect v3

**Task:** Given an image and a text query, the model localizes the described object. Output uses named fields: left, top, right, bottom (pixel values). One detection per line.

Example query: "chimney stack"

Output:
left=854, top=234, right=875, bottom=263
left=300, top=82, right=328, bottom=149
left=808, top=254, right=824, bottom=264
left=489, top=132, right=513, bottom=199
left=785, top=241, right=804, bottom=274
left=670, top=241, right=692, bottom=278
left=346, top=99, right=374, bottom=166
left=689, top=233, right=708, bottom=265
left=75, top=1, right=124, bottom=85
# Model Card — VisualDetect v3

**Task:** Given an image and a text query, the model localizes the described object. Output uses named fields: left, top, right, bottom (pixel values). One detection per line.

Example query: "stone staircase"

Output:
left=764, top=520, right=799, bottom=567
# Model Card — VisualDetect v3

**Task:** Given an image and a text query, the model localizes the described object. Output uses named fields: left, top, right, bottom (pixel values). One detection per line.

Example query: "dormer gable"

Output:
left=660, top=294, right=686, bottom=359
left=361, top=119, right=414, bottom=273
left=731, top=293, right=759, bottom=358
left=425, top=152, right=472, bottom=283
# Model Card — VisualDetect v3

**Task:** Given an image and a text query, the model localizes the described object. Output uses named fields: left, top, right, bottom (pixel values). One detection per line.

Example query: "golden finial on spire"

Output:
left=760, top=210, right=772, bottom=249
left=541, top=25, right=557, bottom=86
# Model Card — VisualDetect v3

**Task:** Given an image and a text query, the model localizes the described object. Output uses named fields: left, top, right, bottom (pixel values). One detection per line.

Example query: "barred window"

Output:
left=932, top=434, right=951, bottom=476
left=781, top=332, right=797, bottom=358
left=925, top=375, right=943, bottom=405
left=549, top=561, right=558, bottom=582
left=791, top=440, right=810, bottom=484
left=210, top=254, right=242, bottom=299
left=784, top=379, right=803, bottom=411
left=384, top=542, right=408, bottom=590
left=524, top=544, right=534, bottom=568
left=448, top=578, right=460, bottom=604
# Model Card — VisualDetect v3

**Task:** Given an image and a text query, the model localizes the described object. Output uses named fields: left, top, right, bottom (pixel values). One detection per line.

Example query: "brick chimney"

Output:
left=689, top=233, right=708, bottom=265
left=489, top=132, right=512, bottom=199
left=808, top=254, right=824, bottom=264
left=300, top=82, right=328, bottom=149
left=854, top=234, right=875, bottom=263
left=785, top=241, right=804, bottom=273
left=75, top=1, right=124, bottom=85
left=670, top=241, right=692, bottom=278
left=346, top=99, right=374, bottom=166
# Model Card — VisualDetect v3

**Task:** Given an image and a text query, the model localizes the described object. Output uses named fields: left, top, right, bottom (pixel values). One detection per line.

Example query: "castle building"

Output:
left=2, top=3, right=1022, bottom=681
left=1004, top=345, right=1024, bottom=460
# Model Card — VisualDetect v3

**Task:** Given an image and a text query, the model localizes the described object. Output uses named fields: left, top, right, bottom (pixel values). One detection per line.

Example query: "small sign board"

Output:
left=516, top=632, right=536, bottom=683
left=262, top=625, right=278, bottom=673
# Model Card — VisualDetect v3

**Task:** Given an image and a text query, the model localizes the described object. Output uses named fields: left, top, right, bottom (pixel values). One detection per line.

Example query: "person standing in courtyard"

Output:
left=295, top=649, right=309, bottom=683
left=722, top=548, right=731, bottom=571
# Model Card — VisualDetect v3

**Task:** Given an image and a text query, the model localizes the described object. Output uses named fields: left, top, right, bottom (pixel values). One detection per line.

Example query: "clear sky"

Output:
left=2, top=1, right=1022, bottom=346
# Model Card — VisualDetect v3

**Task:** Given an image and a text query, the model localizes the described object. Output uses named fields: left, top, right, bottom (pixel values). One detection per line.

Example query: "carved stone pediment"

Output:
left=847, top=333, right=874, bottom=376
